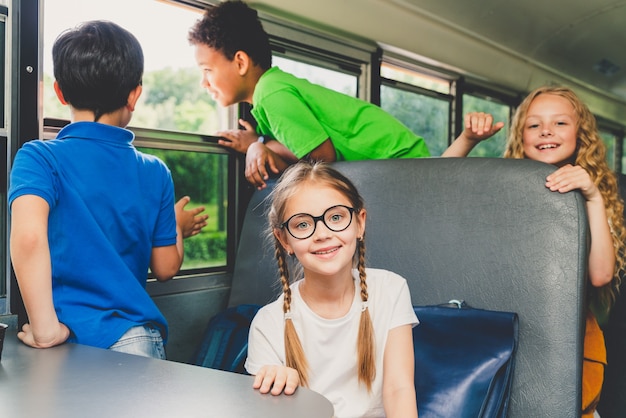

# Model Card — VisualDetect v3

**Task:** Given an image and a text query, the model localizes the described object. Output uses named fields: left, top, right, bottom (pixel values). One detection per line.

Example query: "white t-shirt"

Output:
left=245, top=268, right=418, bottom=418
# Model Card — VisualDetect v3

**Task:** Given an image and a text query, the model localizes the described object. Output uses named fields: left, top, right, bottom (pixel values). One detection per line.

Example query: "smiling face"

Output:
left=521, top=93, right=578, bottom=167
left=274, top=182, right=366, bottom=281
left=194, top=43, right=252, bottom=107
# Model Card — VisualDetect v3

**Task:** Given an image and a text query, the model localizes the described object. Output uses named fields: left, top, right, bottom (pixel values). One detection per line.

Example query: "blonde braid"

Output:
left=275, top=242, right=309, bottom=387
left=356, top=237, right=376, bottom=392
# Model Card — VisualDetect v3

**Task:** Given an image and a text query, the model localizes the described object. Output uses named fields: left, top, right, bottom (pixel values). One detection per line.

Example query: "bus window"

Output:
left=42, top=0, right=233, bottom=276
left=599, top=130, right=617, bottom=171
left=0, top=7, right=6, bottom=308
left=0, top=7, right=5, bottom=130
left=381, top=63, right=450, bottom=94
left=462, top=94, right=510, bottom=157
left=380, top=63, right=452, bottom=156
left=273, top=55, right=358, bottom=97
left=620, top=135, right=626, bottom=174
left=42, top=0, right=221, bottom=135
left=135, top=145, right=229, bottom=272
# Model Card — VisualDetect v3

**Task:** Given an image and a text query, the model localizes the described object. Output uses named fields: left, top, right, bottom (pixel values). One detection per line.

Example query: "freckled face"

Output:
left=275, top=183, right=366, bottom=280
left=194, top=44, right=248, bottom=107
left=522, top=93, right=578, bottom=167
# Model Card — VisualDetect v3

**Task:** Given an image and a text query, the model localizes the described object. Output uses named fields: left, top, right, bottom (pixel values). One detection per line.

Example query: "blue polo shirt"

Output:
left=8, top=122, right=176, bottom=348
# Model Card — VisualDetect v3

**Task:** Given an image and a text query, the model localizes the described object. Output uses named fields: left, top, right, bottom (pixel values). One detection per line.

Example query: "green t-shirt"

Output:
left=251, top=67, right=430, bottom=160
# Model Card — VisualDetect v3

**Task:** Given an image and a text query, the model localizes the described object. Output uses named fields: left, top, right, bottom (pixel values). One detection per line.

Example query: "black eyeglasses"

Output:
left=281, top=205, right=355, bottom=240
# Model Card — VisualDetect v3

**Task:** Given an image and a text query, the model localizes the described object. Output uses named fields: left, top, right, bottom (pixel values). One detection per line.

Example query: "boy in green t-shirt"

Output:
left=188, top=1, right=501, bottom=189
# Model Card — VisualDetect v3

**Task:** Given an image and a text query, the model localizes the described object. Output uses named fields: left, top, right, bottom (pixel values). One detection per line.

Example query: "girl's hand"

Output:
left=252, top=365, right=300, bottom=395
left=462, top=112, right=505, bottom=142
left=441, top=112, right=504, bottom=157
left=545, top=164, right=601, bottom=202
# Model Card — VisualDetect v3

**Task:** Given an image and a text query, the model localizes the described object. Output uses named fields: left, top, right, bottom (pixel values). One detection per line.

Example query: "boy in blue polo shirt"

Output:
left=8, top=20, right=207, bottom=358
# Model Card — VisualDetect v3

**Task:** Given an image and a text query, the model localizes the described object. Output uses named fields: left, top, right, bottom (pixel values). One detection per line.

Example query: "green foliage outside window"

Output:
left=381, top=85, right=450, bottom=156
left=599, top=131, right=616, bottom=171
left=136, top=148, right=229, bottom=270
left=44, top=67, right=219, bottom=135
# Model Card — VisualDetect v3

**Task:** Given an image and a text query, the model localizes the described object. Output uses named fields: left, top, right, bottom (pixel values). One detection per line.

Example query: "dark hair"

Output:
left=188, top=1, right=272, bottom=70
left=52, top=20, right=144, bottom=121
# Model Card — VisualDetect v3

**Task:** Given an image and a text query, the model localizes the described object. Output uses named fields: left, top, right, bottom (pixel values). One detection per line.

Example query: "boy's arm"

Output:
left=442, top=112, right=505, bottom=157
left=10, top=195, right=70, bottom=348
left=150, top=196, right=207, bottom=282
left=304, top=138, right=337, bottom=162
left=245, top=138, right=336, bottom=190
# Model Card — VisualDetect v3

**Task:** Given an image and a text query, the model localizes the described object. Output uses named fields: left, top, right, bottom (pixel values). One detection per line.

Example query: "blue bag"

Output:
left=413, top=301, right=518, bottom=418
left=191, top=304, right=261, bottom=374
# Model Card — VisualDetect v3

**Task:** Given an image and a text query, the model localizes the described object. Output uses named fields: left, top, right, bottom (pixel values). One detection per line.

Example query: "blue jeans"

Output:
left=109, top=324, right=166, bottom=360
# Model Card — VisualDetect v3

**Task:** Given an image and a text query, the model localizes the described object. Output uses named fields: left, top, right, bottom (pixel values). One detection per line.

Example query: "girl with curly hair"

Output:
left=447, top=85, right=626, bottom=417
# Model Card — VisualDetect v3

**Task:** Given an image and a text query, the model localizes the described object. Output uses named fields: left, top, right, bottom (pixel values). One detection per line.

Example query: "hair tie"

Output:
left=361, top=301, right=368, bottom=312
left=284, top=311, right=293, bottom=321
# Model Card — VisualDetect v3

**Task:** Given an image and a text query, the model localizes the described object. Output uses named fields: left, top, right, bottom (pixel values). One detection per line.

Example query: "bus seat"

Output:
left=228, top=158, right=588, bottom=418
left=596, top=173, right=626, bottom=418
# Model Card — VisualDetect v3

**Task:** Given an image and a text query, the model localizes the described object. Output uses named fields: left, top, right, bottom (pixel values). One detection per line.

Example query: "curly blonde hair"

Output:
left=504, top=85, right=626, bottom=310
left=266, top=161, right=376, bottom=391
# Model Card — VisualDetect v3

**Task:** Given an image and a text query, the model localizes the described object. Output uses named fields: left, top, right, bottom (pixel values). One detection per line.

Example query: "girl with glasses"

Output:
left=244, top=161, right=418, bottom=418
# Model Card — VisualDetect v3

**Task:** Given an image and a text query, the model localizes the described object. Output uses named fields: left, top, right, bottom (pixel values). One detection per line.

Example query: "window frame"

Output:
left=0, top=5, right=8, bottom=314
left=5, top=0, right=40, bottom=317
left=132, top=127, right=238, bottom=276
left=597, top=118, right=625, bottom=173
left=380, top=52, right=457, bottom=149
left=260, top=9, right=378, bottom=102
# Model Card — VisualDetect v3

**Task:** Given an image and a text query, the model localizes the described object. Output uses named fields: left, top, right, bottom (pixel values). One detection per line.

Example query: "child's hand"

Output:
left=216, top=119, right=260, bottom=154
left=175, top=196, right=209, bottom=238
left=252, top=365, right=300, bottom=395
left=545, top=164, right=601, bottom=201
left=245, top=142, right=281, bottom=190
left=442, top=112, right=505, bottom=157
left=18, top=321, right=70, bottom=349
left=462, top=112, right=505, bottom=142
